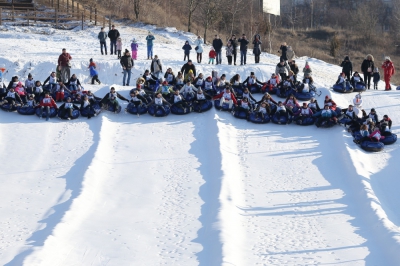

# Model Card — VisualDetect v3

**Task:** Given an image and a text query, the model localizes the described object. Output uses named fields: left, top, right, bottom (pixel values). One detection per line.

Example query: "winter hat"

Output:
left=366, top=118, right=373, bottom=123
left=305, top=65, right=310, bottom=69
left=162, top=81, right=168, bottom=85
left=125, top=49, right=129, bottom=54
left=188, top=69, right=193, bottom=73
left=207, top=76, right=212, bottom=80
left=89, top=58, right=93, bottom=62
left=132, top=38, right=136, bottom=42
left=28, top=73, right=32, bottom=78
left=325, top=95, right=330, bottom=99
left=280, top=58, right=285, bottom=63
left=250, top=72, right=255, bottom=75
left=371, top=108, right=376, bottom=112
left=385, top=56, right=391, bottom=61
left=303, top=102, right=307, bottom=106
left=355, top=94, right=361, bottom=99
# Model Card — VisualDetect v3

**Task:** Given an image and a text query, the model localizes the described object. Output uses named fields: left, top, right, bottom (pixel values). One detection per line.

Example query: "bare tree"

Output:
left=198, top=0, right=221, bottom=43
left=187, top=0, right=200, bottom=32
left=223, top=0, right=245, bottom=36
left=133, top=0, right=141, bottom=20
left=352, top=0, right=384, bottom=41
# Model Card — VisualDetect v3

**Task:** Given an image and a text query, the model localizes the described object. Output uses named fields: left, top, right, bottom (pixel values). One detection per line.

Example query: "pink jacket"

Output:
left=116, top=40, right=122, bottom=50
left=14, top=83, right=26, bottom=96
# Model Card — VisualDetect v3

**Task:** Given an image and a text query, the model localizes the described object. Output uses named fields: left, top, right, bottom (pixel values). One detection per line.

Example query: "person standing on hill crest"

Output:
left=361, top=54, right=375, bottom=90
left=382, top=56, right=395, bottom=91
left=108, top=25, right=120, bottom=55
left=151, top=55, right=163, bottom=79
left=58, top=48, right=72, bottom=83
left=120, top=49, right=134, bottom=86
left=340, top=55, right=353, bottom=81
left=98, top=27, right=108, bottom=55
left=228, top=34, right=238, bottom=65
left=238, top=34, right=249, bottom=65
left=212, top=35, right=223, bottom=65
left=194, top=36, right=204, bottom=63
left=146, top=32, right=155, bottom=60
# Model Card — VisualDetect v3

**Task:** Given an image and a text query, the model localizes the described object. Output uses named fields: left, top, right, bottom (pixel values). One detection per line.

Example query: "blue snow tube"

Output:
left=106, top=105, right=122, bottom=114
left=295, top=116, right=315, bottom=126
left=249, top=85, right=260, bottom=94
left=294, top=90, right=316, bottom=101
left=332, top=83, right=354, bottom=93
left=171, top=104, right=192, bottom=115
left=248, top=112, right=270, bottom=124
left=338, top=117, right=352, bottom=125
left=17, top=106, right=36, bottom=115
left=233, top=86, right=244, bottom=97
left=192, top=100, right=213, bottom=113
left=214, top=99, right=233, bottom=111
left=35, top=107, right=57, bottom=118
left=0, top=103, right=18, bottom=112
left=353, top=132, right=385, bottom=152
left=232, top=109, right=248, bottom=119
left=380, top=133, right=397, bottom=145
left=353, top=83, right=366, bottom=92
left=316, top=119, right=336, bottom=128
left=80, top=103, right=102, bottom=117
left=52, top=91, right=71, bottom=102
left=126, top=102, right=148, bottom=115
left=272, top=113, right=289, bottom=124
left=58, top=108, right=80, bottom=120
left=148, top=104, right=171, bottom=117
left=215, top=86, right=225, bottom=94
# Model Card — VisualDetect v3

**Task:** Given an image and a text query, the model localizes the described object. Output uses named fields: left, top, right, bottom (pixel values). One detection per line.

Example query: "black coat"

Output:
left=253, top=40, right=262, bottom=55
left=108, top=29, right=120, bottom=41
left=181, top=63, right=196, bottom=76
left=290, top=64, right=299, bottom=75
left=361, top=59, right=374, bottom=74
left=120, top=55, right=134, bottom=69
left=212, top=38, right=223, bottom=51
left=228, top=38, right=238, bottom=51
left=280, top=45, right=288, bottom=60
left=340, top=60, right=353, bottom=74
left=238, top=38, right=249, bottom=51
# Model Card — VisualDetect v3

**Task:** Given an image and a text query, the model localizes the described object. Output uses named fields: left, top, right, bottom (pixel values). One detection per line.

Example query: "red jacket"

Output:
left=58, top=53, right=72, bottom=67
left=324, top=99, right=337, bottom=110
left=209, top=50, right=217, bottom=59
left=40, top=96, right=58, bottom=108
left=382, top=61, right=395, bottom=76
left=213, top=91, right=237, bottom=105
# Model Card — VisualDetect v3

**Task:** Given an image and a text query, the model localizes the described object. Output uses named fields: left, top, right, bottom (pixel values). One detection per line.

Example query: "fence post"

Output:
left=34, top=7, right=36, bottom=23
left=27, top=9, right=29, bottom=26
left=89, top=6, right=92, bottom=22
left=94, top=6, right=97, bottom=25
left=12, top=5, right=14, bottom=21
left=81, top=12, right=83, bottom=30
left=103, top=15, right=105, bottom=28
left=55, top=9, right=58, bottom=28
left=77, top=2, right=79, bottom=15
left=0, top=8, right=2, bottom=26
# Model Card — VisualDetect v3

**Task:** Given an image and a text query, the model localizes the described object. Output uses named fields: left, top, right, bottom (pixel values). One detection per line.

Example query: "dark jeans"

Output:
left=227, top=56, right=232, bottom=65
left=110, top=39, right=117, bottom=55
left=184, top=53, right=190, bottom=61
left=197, top=53, right=202, bottom=63
left=240, top=50, right=247, bottom=65
left=344, top=71, right=351, bottom=81
left=232, top=50, right=237, bottom=64
left=216, top=50, right=222, bottom=64
left=117, top=50, right=121, bottom=59
left=255, top=55, right=260, bottom=63
left=100, top=42, right=107, bottom=55
left=61, top=108, right=73, bottom=118
left=363, top=72, right=372, bottom=89
left=123, top=69, right=132, bottom=86
left=91, top=75, right=101, bottom=84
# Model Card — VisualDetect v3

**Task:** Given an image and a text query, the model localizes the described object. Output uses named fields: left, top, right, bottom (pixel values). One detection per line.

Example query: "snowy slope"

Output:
left=0, top=23, right=400, bottom=266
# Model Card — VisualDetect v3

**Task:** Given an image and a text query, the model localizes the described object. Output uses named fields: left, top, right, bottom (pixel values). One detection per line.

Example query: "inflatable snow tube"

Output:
left=106, top=105, right=122, bottom=114
left=80, top=103, right=102, bottom=117
left=316, top=118, right=337, bottom=128
left=295, top=116, right=315, bottom=126
left=360, top=140, right=385, bottom=152
left=248, top=112, right=270, bottom=124
left=17, top=106, right=36, bottom=115
left=332, top=83, right=353, bottom=93
left=148, top=105, right=171, bottom=117
left=338, top=117, right=352, bottom=125
left=58, top=109, right=80, bottom=120
left=380, top=133, right=397, bottom=145
left=272, top=113, right=289, bottom=125
left=249, top=85, right=260, bottom=94
left=214, top=99, right=233, bottom=111
left=232, top=109, right=248, bottom=119
left=233, top=86, right=244, bottom=97
left=126, top=102, right=148, bottom=115
left=52, top=91, right=71, bottom=102
left=295, top=90, right=316, bottom=101
left=353, top=83, right=366, bottom=92
left=0, top=103, right=18, bottom=112
left=171, top=104, right=192, bottom=115
left=192, top=100, right=213, bottom=113
left=35, top=107, right=57, bottom=118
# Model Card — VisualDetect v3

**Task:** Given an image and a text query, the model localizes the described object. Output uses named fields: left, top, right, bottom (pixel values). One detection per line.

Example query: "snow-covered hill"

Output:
left=0, top=23, right=399, bottom=266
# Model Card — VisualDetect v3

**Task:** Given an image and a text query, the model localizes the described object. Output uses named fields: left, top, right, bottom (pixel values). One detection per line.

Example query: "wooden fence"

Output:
left=0, top=0, right=112, bottom=30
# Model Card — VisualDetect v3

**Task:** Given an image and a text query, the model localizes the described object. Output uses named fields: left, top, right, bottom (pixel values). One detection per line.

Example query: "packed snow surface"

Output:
left=0, top=23, right=400, bottom=266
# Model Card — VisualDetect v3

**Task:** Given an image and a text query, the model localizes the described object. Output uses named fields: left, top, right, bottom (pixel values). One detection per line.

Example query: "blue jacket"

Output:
left=146, top=35, right=155, bottom=46
left=90, top=66, right=98, bottom=77
left=98, top=31, right=107, bottom=42
left=182, top=43, right=192, bottom=54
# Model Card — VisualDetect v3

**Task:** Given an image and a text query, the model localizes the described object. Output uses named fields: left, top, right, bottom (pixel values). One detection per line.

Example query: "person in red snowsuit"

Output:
left=39, top=92, right=58, bottom=119
left=382, top=56, right=395, bottom=90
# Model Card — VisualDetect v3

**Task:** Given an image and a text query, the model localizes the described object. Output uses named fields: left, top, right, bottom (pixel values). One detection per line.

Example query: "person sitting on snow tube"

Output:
left=365, top=108, right=379, bottom=123
left=172, top=90, right=191, bottom=113
left=379, top=115, right=392, bottom=133
left=1, top=87, right=23, bottom=109
left=288, top=70, right=298, bottom=86
left=350, top=71, right=365, bottom=89
left=157, top=81, right=174, bottom=101
left=14, top=81, right=27, bottom=104
left=25, top=74, right=35, bottom=93
left=243, top=71, right=263, bottom=91
left=25, top=94, right=37, bottom=107
left=33, top=81, right=44, bottom=102
left=192, top=89, right=212, bottom=112
left=258, top=92, right=278, bottom=106
left=254, top=102, right=271, bottom=119
left=80, top=95, right=98, bottom=119
left=147, top=92, right=172, bottom=113
left=59, top=97, right=79, bottom=120
left=39, top=92, right=58, bottom=119
left=353, top=124, right=371, bottom=144
left=340, top=105, right=362, bottom=131
left=308, top=97, right=321, bottom=113
left=278, top=76, right=295, bottom=97
left=180, top=80, right=197, bottom=100
left=234, top=97, right=252, bottom=119
left=363, top=118, right=376, bottom=133
left=230, top=74, right=241, bottom=87
left=335, top=72, right=351, bottom=91
left=130, top=85, right=151, bottom=104
left=202, top=76, right=217, bottom=95
left=316, top=105, right=337, bottom=127
left=66, top=74, right=82, bottom=92
left=294, top=102, right=314, bottom=124
left=6, top=76, right=20, bottom=90
left=86, top=90, right=101, bottom=104
left=298, top=73, right=315, bottom=93
left=213, top=87, right=237, bottom=110
left=193, top=73, right=205, bottom=88
left=43, top=72, right=58, bottom=92
left=100, top=87, right=129, bottom=113
left=54, top=80, right=71, bottom=102
left=164, top=68, right=176, bottom=85
left=242, top=87, right=257, bottom=105
left=175, top=72, right=185, bottom=89
left=324, top=95, right=337, bottom=111
left=283, top=94, right=300, bottom=112
left=369, top=128, right=385, bottom=142
left=143, top=69, right=158, bottom=88
left=216, top=74, right=228, bottom=87
left=275, top=101, right=293, bottom=123
left=263, top=73, right=279, bottom=93
left=130, top=90, right=144, bottom=106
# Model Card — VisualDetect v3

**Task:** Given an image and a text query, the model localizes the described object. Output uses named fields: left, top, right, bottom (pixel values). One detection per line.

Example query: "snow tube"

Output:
left=0, top=103, right=18, bottom=112
left=396, top=86, right=400, bottom=90
left=249, top=85, right=260, bottom=94
left=192, top=100, right=213, bottom=113
left=353, top=83, right=366, bottom=92
left=294, top=90, right=316, bottom=101
left=316, top=119, right=336, bottom=128
left=106, top=105, right=122, bottom=114
left=126, top=102, right=148, bottom=115
left=171, top=104, right=192, bottom=115
left=295, top=116, right=315, bottom=126
left=17, top=106, right=36, bottom=115
left=215, top=86, right=225, bottom=94
left=52, top=91, right=71, bottom=102
left=148, top=105, right=171, bottom=117
left=332, top=83, right=353, bottom=93
left=272, top=113, right=289, bottom=125
left=380, top=133, right=397, bottom=145
left=248, top=112, right=270, bottom=124
left=338, top=117, right=352, bottom=125
left=58, top=109, right=80, bottom=120
left=360, top=140, right=385, bottom=152
left=233, top=86, right=244, bottom=97
left=214, top=99, right=233, bottom=111
left=232, top=109, right=248, bottom=119
left=80, top=103, right=102, bottom=117
left=35, top=107, right=57, bottom=118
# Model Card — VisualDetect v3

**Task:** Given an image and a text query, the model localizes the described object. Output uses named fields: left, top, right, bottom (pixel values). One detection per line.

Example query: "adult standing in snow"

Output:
left=228, top=34, right=238, bottom=65
left=226, top=42, right=234, bottom=65
left=212, top=35, right=223, bottom=65
left=120, top=49, right=134, bottom=86
left=238, top=34, right=249, bottom=65
left=288, top=60, right=299, bottom=79
left=181, top=60, right=196, bottom=79
left=361, top=54, right=375, bottom=90
left=108, top=25, right=120, bottom=55
left=58, top=48, right=72, bottom=83
left=382, top=56, right=395, bottom=90
left=194, top=36, right=204, bottom=63
left=286, top=45, right=296, bottom=61
left=253, top=36, right=262, bottom=64
left=340, top=55, right=353, bottom=81
left=98, top=27, right=108, bottom=55
left=279, top=42, right=288, bottom=62
left=150, top=55, right=163, bottom=79
left=146, top=31, right=155, bottom=60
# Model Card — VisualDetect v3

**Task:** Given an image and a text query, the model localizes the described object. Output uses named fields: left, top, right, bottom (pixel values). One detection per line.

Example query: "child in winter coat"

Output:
left=90, top=66, right=101, bottom=85
left=25, top=73, right=35, bottom=94
left=209, top=47, right=217, bottom=64
left=88, top=58, right=97, bottom=69
left=131, top=39, right=138, bottom=60
left=116, top=37, right=123, bottom=59
left=373, top=67, right=380, bottom=90
left=33, top=81, right=43, bottom=102
left=303, top=61, right=312, bottom=76
left=182, top=41, right=192, bottom=61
